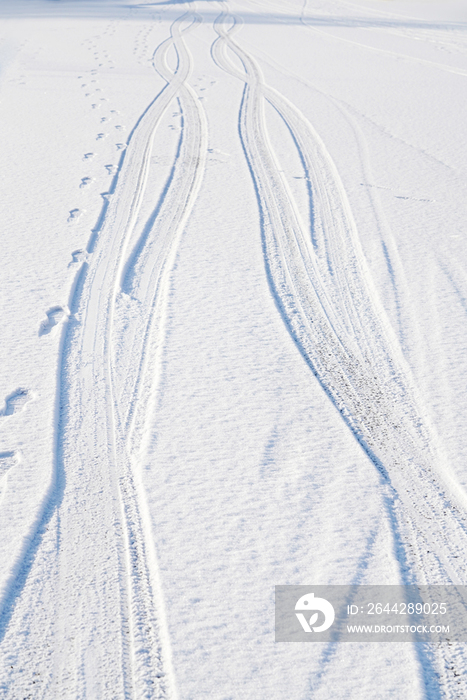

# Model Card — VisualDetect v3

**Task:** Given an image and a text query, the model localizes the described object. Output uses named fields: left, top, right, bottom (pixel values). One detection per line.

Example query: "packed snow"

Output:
left=0, top=0, right=467, bottom=697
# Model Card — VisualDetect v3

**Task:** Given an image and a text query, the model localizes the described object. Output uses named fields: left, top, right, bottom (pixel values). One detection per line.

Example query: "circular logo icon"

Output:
left=295, top=592, right=335, bottom=633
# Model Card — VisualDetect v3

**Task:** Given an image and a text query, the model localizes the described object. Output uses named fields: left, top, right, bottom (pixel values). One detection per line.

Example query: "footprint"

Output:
left=91, top=104, right=100, bottom=110
left=69, top=249, right=85, bottom=265
left=80, top=177, right=93, bottom=189
left=39, top=306, right=68, bottom=336
left=96, top=133, right=108, bottom=140
left=116, top=143, right=126, bottom=151
left=208, top=148, right=230, bottom=158
left=0, top=451, right=17, bottom=480
left=0, top=389, right=31, bottom=417
left=68, top=208, right=83, bottom=222
left=115, top=125, right=124, bottom=131
left=105, top=164, right=117, bottom=175
left=100, top=117, right=108, bottom=123
left=83, top=152, right=95, bottom=161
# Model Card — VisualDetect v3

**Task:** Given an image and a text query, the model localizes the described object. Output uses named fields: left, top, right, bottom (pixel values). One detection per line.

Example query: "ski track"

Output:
left=0, top=8, right=206, bottom=699
left=213, top=7, right=467, bottom=695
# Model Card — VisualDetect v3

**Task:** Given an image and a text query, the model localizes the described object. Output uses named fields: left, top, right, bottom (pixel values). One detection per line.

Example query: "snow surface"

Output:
left=0, top=0, right=467, bottom=697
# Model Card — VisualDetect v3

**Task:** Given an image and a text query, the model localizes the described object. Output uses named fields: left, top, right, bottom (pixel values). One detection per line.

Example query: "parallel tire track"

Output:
left=108, top=12, right=208, bottom=696
left=45, top=11, right=205, bottom=699
left=113, top=13, right=207, bottom=450
left=0, top=10, right=205, bottom=699
left=213, top=10, right=467, bottom=695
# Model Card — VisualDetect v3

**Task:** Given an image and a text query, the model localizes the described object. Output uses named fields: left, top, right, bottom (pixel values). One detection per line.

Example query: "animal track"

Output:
left=116, top=143, right=126, bottom=151
left=96, top=133, right=108, bottom=140
left=69, top=249, right=85, bottom=265
left=0, top=451, right=16, bottom=479
left=39, top=306, right=68, bottom=336
left=80, top=177, right=93, bottom=189
left=105, top=164, right=117, bottom=175
left=68, top=208, right=83, bottom=222
left=208, top=148, right=230, bottom=164
left=83, top=153, right=95, bottom=161
left=0, top=389, right=31, bottom=417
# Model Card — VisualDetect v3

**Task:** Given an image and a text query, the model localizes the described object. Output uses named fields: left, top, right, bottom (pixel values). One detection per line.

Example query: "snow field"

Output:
left=0, top=0, right=467, bottom=697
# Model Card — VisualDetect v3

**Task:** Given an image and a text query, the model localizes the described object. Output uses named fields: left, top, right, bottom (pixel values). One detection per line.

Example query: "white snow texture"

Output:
left=0, top=0, right=467, bottom=697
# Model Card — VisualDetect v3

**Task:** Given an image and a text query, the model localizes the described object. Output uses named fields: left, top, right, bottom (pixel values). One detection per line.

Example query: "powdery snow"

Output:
left=0, top=0, right=466, bottom=697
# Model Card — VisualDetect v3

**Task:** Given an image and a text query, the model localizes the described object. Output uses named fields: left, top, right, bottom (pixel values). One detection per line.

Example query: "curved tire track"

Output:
left=213, top=9, right=467, bottom=695
left=107, top=11, right=208, bottom=696
left=0, top=11, right=206, bottom=700
left=113, top=12, right=207, bottom=450
left=63, top=11, right=206, bottom=698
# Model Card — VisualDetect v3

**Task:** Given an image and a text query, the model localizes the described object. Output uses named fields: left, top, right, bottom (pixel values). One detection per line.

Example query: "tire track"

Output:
left=213, top=9, right=467, bottom=694
left=61, top=11, right=205, bottom=697
left=223, top=40, right=414, bottom=350
left=0, top=10, right=205, bottom=700
left=107, top=10, right=208, bottom=696
left=113, top=12, right=207, bottom=451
